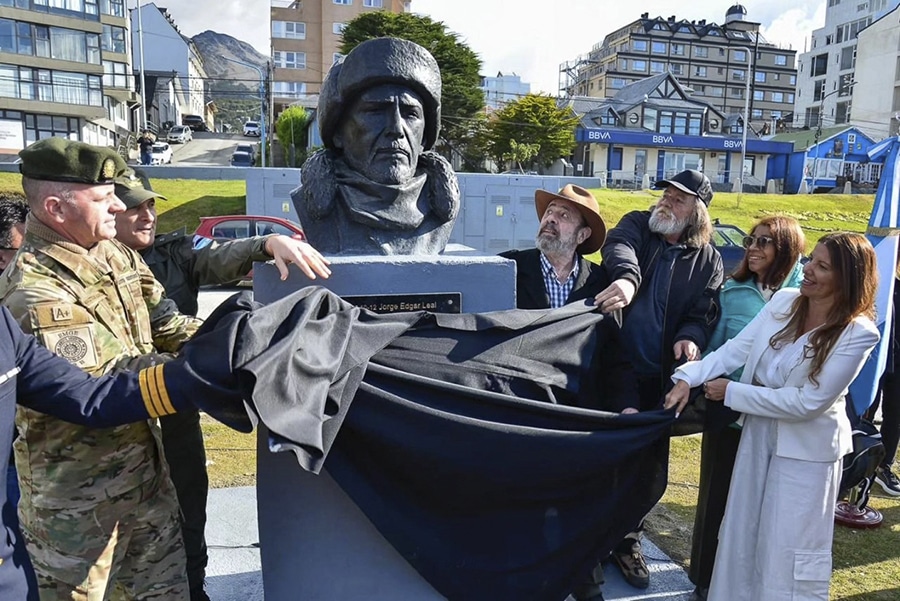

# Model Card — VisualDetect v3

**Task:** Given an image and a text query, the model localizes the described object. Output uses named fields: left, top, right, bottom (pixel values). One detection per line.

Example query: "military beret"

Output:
left=318, top=37, right=442, bottom=152
left=115, top=168, right=166, bottom=209
left=19, top=137, right=127, bottom=185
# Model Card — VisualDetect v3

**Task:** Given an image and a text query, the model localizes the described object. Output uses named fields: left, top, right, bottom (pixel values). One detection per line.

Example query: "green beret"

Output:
left=114, top=168, right=166, bottom=209
left=318, top=37, right=442, bottom=152
left=19, top=137, right=127, bottom=184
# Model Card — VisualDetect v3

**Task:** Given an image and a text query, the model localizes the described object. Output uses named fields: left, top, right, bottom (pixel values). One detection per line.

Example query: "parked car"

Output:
left=182, top=115, right=208, bottom=131
left=150, top=142, right=173, bottom=165
left=712, top=220, right=747, bottom=275
left=243, top=121, right=261, bottom=137
left=194, top=215, right=305, bottom=284
left=235, top=143, right=257, bottom=159
left=166, top=125, right=192, bottom=144
left=230, top=151, right=254, bottom=167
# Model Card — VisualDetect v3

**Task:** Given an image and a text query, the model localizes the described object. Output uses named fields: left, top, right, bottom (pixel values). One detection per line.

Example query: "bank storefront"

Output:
left=575, top=128, right=794, bottom=191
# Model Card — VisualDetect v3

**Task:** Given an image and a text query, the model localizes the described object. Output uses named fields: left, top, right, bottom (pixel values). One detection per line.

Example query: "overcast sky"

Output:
left=161, top=0, right=826, bottom=94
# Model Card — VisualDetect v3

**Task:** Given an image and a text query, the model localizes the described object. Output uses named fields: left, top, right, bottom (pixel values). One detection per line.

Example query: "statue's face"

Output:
left=334, top=83, right=426, bottom=185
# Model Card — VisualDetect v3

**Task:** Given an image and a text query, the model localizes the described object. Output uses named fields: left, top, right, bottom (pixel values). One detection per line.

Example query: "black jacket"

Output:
left=601, top=210, right=723, bottom=383
left=499, top=248, right=609, bottom=310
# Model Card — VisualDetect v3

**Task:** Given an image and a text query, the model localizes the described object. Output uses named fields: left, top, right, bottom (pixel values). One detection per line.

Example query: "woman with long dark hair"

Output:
left=666, top=232, right=879, bottom=601
left=687, top=215, right=806, bottom=600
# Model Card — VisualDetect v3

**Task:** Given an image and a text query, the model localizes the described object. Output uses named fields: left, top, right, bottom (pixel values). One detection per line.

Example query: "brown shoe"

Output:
left=612, top=546, right=650, bottom=589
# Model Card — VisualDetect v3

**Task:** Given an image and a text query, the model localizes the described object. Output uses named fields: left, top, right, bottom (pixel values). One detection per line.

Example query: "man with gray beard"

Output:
left=500, top=184, right=608, bottom=310
left=576, top=169, right=723, bottom=599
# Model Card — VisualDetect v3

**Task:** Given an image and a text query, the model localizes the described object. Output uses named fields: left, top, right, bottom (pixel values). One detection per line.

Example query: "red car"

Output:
left=193, top=215, right=305, bottom=285
left=194, top=215, right=304, bottom=241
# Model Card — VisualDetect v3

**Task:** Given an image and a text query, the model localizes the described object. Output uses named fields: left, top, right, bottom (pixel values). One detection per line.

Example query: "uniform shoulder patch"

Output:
left=30, top=302, right=99, bottom=369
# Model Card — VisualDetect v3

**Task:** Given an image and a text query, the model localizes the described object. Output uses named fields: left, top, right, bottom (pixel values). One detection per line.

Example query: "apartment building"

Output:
left=561, top=5, right=798, bottom=135
left=795, top=0, right=900, bottom=135
left=852, top=3, right=900, bottom=139
left=481, top=72, right=531, bottom=111
left=131, top=2, right=210, bottom=132
left=0, top=0, right=138, bottom=156
left=269, top=0, right=409, bottom=115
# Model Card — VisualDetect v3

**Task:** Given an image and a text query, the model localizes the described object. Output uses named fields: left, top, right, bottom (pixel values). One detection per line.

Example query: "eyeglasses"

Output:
left=741, top=235, right=775, bottom=250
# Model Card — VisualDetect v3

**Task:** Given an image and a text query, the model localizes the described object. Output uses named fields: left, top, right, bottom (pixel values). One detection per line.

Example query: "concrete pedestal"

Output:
left=252, top=253, right=516, bottom=600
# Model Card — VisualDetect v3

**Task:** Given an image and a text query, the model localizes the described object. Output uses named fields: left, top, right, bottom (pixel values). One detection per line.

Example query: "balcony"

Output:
left=271, top=0, right=301, bottom=7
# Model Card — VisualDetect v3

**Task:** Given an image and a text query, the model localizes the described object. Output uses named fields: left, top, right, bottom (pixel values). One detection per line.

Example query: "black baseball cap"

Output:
left=654, top=169, right=713, bottom=206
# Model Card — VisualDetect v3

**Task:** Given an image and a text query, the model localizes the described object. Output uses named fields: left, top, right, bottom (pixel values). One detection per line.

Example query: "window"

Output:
left=669, top=63, right=683, bottom=75
left=755, top=71, right=766, bottom=83
left=708, top=86, right=724, bottom=97
left=774, top=54, right=787, bottom=66
left=752, top=109, right=764, bottom=119
left=790, top=75, right=796, bottom=85
left=632, top=59, right=647, bottom=72
left=840, top=46, right=855, bottom=70
left=102, top=60, right=127, bottom=88
left=671, top=43, right=685, bottom=56
left=814, top=79, right=826, bottom=101
left=273, top=51, right=306, bottom=69
left=650, top=61, right=665, bottom=73
left=839, top=73, right=854, bottom=95
left=618, top=58, right=628, bottom=71
left=610, top=78, right=626, bottom=89
left=734, top=49, right=747, bottom=62
left=753, top=90, right=764, bottom=101
left=836, top=101, right=850, bottom=124
left=333, top=22, right=345, bottom=35
left=272, top=21, right=306, bottom=40
left=363, top=0, right=383, bottom=5
left=732, top=69, right=745, bottom=81
left=0, top=66, right=101, bottom=106
left=632, top=39, right=648, bottom=52
left=771, top=91, right=784, bottom=102
left=651, top=41, right=667, bottom=54
left=644, top=108, right=657, bottom=130
left=15, top=22, right=30, bottom=55
left=811, top=53, right=828, bottom=77
left=730, top=86, right=745, bottom=99
left=694, top=65, right=707, bottom=77
left=274, top=81, right=307, bottom=97
left=694, top=46, right=708, bottom=58
left=786, top=93, right=795, bottom=103
left=100, top=0, right=123, bottom=16
left=101, top=24, right=125, bottom=54
left=333, top=0, right=351, bottom=4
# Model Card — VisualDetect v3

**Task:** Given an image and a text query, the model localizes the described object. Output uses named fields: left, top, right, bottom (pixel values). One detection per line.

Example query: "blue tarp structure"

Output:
left=849, top=136, right=900, bottom=415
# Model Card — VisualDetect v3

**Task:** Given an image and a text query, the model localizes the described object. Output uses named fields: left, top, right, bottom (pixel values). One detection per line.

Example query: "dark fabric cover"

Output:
left=186, top=287, right=674, bottom=600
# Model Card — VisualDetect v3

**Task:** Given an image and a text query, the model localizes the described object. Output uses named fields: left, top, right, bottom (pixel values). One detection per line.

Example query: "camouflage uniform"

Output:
left=0, top=214, right=201, bottom=600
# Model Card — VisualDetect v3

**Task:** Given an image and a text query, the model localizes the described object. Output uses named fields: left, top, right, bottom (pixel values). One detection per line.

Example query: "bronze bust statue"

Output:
left=292, top=37, right=460, bottom=255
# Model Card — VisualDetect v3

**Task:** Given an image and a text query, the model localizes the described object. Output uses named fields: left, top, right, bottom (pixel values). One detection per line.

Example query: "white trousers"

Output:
left=708, top=414, right=840, bottom=601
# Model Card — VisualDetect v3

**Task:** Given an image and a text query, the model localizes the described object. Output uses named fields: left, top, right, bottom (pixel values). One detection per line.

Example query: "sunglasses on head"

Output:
left=742, top=235, right=775, bottom=250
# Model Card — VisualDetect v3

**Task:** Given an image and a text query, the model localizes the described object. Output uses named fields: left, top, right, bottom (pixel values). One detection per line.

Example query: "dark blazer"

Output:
left=499, top=248, right=610, bottom=310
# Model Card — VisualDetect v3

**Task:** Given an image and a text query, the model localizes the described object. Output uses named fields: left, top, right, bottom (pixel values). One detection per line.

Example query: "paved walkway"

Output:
left=204, top=486, right=694, bottom=601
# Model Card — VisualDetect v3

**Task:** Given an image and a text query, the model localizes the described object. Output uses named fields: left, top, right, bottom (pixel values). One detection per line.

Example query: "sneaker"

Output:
left=875, top=466, right=900, bottom=496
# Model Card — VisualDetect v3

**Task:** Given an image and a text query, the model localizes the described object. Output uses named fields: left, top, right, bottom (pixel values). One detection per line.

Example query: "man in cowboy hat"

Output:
left=500, top=184, right=608, bottom=310
left=583, top=169, right=723, bottom=598
left=292, top=36, right=459, bottom=255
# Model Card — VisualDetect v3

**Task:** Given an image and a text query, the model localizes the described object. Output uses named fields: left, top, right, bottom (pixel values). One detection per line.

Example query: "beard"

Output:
left=648, top=206, right=689, bottom=237
left=536, top=225, right=579, bottom=256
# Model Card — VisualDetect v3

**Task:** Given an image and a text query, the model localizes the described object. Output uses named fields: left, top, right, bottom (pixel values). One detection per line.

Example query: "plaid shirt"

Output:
left=539, top=252, right=580, bottom=309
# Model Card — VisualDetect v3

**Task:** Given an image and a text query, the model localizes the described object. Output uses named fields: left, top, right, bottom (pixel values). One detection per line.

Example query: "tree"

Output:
left=477, top=95, right=579, bottom=172
left=275, top=105, right=311, bottom=167
left=339, top=12, right=484, bottom=163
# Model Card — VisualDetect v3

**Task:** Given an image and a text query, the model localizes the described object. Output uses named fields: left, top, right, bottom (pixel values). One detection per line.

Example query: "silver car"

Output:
left=167, top=126, right=192, bottom=144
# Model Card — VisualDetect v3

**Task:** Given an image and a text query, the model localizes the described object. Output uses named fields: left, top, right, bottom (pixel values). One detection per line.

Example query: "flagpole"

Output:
left=136, top=0, right=148, bottom=131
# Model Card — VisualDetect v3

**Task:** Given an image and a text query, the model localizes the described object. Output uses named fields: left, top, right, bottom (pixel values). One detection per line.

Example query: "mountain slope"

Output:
left=192, top=30, right=268, bottom=92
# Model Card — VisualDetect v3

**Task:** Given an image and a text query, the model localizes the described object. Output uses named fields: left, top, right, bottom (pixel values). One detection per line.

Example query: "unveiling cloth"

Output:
left=183, top=287, right=675, bottom=601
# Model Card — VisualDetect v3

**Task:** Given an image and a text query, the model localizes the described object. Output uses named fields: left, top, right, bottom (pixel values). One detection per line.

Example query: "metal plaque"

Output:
left=342, top=292, right=462, bottom=314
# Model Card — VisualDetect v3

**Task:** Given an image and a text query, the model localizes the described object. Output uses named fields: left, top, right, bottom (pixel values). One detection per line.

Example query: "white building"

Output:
left=794, top=0, right=899, bottom=135
left=130, top=2, right=210, bottom=130
left=852, top=3, right=900, bottom=139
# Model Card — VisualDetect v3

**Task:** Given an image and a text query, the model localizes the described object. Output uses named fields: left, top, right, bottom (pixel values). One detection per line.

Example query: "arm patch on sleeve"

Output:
left=30, top=302, right=99, bottom=369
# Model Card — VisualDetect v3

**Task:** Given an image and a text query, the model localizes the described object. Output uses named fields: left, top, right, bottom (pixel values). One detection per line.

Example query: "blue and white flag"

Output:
left=848, top=136, right=900, bottom=416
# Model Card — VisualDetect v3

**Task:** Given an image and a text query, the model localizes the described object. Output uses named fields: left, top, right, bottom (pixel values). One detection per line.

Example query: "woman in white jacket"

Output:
left=665, top=232, right=879, bottom=601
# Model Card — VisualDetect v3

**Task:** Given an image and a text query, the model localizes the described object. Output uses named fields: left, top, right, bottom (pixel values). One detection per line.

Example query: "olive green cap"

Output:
left=115, top=168, right=166, bottom=209
left=18, top=137, right=127, bottom=185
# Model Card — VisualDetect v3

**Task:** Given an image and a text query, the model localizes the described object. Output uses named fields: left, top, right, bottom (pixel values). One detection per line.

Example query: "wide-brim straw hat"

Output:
left=534, top=184, right=606, bottom=254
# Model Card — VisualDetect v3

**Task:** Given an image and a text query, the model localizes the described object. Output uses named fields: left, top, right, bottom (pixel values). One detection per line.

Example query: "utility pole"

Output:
left=136, top=0, right=148, bottom=131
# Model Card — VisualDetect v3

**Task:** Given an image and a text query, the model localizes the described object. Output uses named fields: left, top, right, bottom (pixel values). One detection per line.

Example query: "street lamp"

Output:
left=223, top=56, right=267, bottom=167
left=735, top=46, right=753, bottom=206
left=810, top=80, right=855, bottom=191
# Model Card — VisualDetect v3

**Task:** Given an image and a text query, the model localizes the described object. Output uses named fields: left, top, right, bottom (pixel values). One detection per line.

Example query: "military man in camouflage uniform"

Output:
left=0, top=138, right=201, bottom=600
left=114, top=169, right=330, bottom=601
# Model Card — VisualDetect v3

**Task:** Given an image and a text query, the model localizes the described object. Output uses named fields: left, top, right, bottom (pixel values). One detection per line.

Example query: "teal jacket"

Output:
left=706, top=260, right=805, bottom=357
